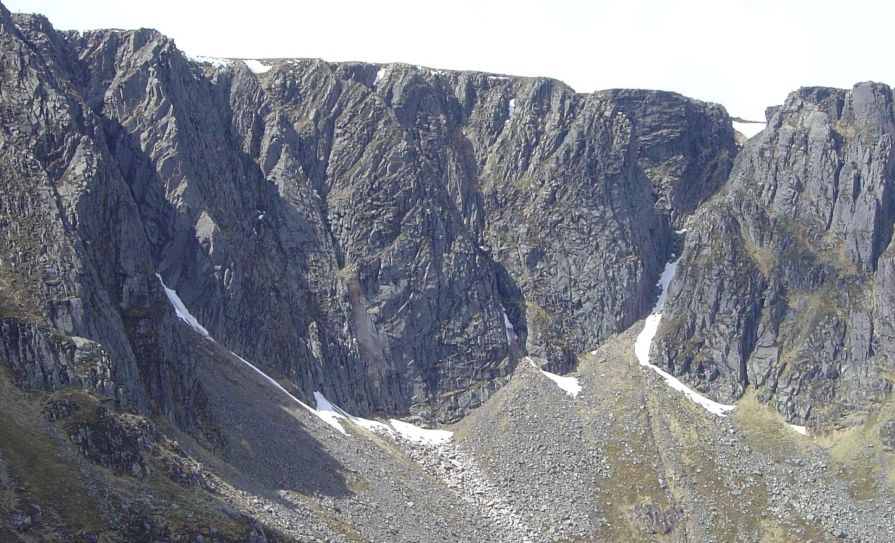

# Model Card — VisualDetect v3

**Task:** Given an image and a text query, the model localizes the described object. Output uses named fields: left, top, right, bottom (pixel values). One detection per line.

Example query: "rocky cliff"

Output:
left=0, top=4, right=736, bottom=424
left=656, top=83, right=895, bottom=427
left=5, top=2, right=895, bottom=542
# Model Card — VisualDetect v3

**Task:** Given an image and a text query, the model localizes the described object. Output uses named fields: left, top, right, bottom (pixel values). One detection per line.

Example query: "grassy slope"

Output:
left=0, top=365, right=279, bottom=542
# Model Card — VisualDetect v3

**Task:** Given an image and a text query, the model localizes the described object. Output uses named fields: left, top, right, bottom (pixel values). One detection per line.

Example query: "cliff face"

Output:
left=6, top=4, right=895, bottom=542
left=0, top=6, right=736, bottom=424
left=656, top=83, right=895, bottom=426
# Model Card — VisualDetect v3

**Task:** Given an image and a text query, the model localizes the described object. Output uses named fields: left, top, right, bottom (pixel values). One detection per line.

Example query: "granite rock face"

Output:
left=0, top=4, right=736, bottom=423
left=6, top=3, right=895, bottom=542
left=656, top=83, right=895, bottom=427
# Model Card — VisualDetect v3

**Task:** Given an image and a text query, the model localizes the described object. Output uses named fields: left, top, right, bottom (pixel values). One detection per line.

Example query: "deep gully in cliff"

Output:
left=155, top=273, right=451, bottom=443
left=157, top=272, right=543, bottom=536
left=631, top=247, right=808, bottom=435
left=632, top=249, right=737, bottom=417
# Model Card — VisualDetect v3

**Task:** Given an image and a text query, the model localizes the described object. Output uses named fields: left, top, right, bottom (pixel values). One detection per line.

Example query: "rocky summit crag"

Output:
left=655, top=84, right=895, bottom=427
left=0, top=2, right=894, bottom=542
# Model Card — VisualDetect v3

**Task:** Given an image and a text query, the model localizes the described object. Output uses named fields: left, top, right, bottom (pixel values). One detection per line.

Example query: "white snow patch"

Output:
left=634, top=313, right=662, bottom=368
left=540, top=370, right=581, bottom=397
left=156, top=274, right=210, bottom=337
left=347, top=414, right=392, bottom=433
left=501, top=305, right=517, bottom=343
left=313, top=392, right=391, bottom=434
left=187, top=55, right=232, bottom=69
left=243, top=59, right=272, bottom=74
left=508, top=98, right=516, bottom=118
left=313, top=392, right=348, bottom=434
left=487, top=75, right=509, bottom=81
left=389, top=419, right=452, bottom=444
left=374, top=67, right=385, bottom=85
left=789, top=424, right=808, bottom=436
left=653, top=259, right=678, bottom=312
left=633, top=260, right=737, bottom=417
left=156, top=274, right=353, bottom=434
left=675, top=228, right=688, bottom=234
left=732, top=120, right=766, bottom=139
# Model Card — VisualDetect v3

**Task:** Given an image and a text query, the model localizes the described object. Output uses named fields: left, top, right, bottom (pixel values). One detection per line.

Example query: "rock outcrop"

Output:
left=4, top=3, right=895, bottom=542
left=656, top=83, right=895, bottom=427
left=0, top=3, right=736, bottom=423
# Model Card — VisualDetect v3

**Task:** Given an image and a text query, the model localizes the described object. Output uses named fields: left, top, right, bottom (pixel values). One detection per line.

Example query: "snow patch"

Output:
left=634, top=313, right=662, bottom=368
left=488, top=75, right=509, bottom=81
left=347, top=414, right=392, bottom=433
left=243, top=59, right=272, bottom=74
left=389, top=419, right=453, bottom=444
left=653, top=259, right=678, bottom=313
left=508, top=98, right=516, bottom=118
left=789, top=424, right=808, bottom=436
left=156, top=274, right=353, bottom=434
left=633, top=260, right=737, bottom=417
left=732, top=120, right=765, bottom=139
left=313, top=392, right=348, bottom=434
left=313, top=392, right=391, bottom=434
left=540, top=370, right=581, bottom=397
left=501, top=304, right=517, bottom=343
left=374, top=67, right=385, bottom=85
left=187, top=55, right=232, bottom=69
left=156, top=274, right=210, bottom=337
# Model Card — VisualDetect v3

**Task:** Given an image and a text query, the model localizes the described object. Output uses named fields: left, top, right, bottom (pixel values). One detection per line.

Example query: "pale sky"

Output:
left=7, top=0, right=893, bottom=120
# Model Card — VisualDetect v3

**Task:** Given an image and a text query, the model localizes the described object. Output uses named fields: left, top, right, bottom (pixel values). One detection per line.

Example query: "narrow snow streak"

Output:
left=633, top=261, right=737, bottom=417
left=540, top=370, right=582, bottom=397
left=501, top=304, right=517, bottom=343
left=313, top=392, right=391, bottom=434
left=373, top=67, right=385, bottom=85
left=508, top=98, right=516, bottom=118
left=243, top=59, right=272, bottom=74
left=156, top=274, right=210, bottom=337
left=156, top=274, right=349, bottom=433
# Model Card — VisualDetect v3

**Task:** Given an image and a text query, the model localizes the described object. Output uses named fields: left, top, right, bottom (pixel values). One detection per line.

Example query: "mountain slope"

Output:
left=1, top=4, right=737, bottom=424
left=2, top=2, right=895, bottom=542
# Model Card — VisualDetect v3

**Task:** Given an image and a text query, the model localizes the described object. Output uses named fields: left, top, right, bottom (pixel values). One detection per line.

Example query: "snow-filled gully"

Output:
left=156, top=274, right=448, bottom=442
left=631, top=260, right=809, bottom=436
left=632, top=261, right=738, bottom=417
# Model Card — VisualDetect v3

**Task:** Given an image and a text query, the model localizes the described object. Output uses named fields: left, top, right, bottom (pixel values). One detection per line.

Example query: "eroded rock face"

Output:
left=656, top=83, right=895, bottom=427
left=0, top=5, right=737, bottom=423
